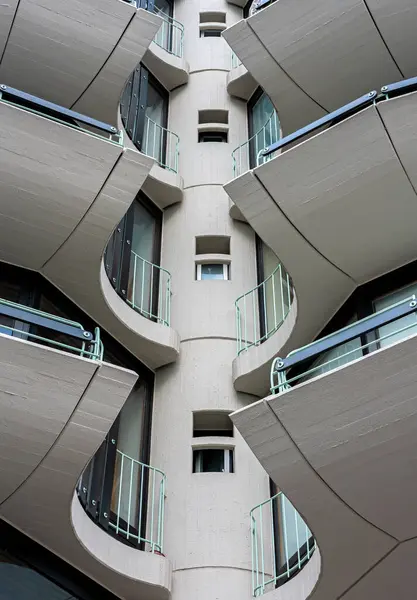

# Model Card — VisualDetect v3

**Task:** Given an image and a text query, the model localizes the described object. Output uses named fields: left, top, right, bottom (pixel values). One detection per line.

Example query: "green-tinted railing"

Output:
left=110, top=450, right=166, bottom=553
left=235, top=264, right=293, bottom=355
left=0, top=298, right=103, bottom=361
left=231, top=51, right=242, bottom=69
left=270, top=295, right=417, bottom=395
left=153, top=8, right=184, bottom=58
left=232, top=110, right=280, bottom=178
left=142, top=115, right=179, bottom=173
left=128, top=251, right=171, bottom=327
left=251, top=492, right=316, bottom=597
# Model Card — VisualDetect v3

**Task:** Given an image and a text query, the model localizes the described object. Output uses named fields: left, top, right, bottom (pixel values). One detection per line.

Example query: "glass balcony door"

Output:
left=105, top=193, right=162, bottom=321
left=120, top=65, right=168, bottom=163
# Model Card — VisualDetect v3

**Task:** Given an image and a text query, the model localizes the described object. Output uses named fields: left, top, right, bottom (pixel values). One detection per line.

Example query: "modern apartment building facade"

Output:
left=0, top=0, right=416, bottom=599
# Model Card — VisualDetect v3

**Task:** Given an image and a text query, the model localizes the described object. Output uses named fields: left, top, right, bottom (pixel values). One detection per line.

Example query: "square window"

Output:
left=193, top=448, right=234, bottom=473
left=196, top=263, right=229, bottom=280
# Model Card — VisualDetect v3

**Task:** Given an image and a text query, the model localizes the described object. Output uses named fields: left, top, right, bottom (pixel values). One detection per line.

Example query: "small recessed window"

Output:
left=195, top=235, right=230, bottom=255
left=198, top=131, right=228, bottom=143
left=196, top=263, right=229, bottom=280
left=193, top=448, right=234, bottom=473
left=200, top=29, right=222, bottom=37
left=193, top=411, right=234, bottom=437
left=199, top=12, right=226, bottom=24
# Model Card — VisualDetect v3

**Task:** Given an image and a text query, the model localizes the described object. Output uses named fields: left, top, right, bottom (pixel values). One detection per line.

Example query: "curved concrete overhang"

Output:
left=232, top=331, right=417, bottom=599
left=223, top=0, right=416, bottom=135
left=0, top=100, right=180, bottom=369
left=143, top=162, right=184, bottom=209
left=226, top=90, right=417, bottom=396
left=143, top=41, right=189, bottom=92
left=0, top=333, right=172, bottom=600
left=0, top=1, right=161, bottom=126
left=227, top=64, right=257, bottom=101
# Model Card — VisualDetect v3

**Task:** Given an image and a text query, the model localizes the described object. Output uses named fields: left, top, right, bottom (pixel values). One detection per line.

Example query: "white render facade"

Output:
left=0, top=0, right=417, bottom=599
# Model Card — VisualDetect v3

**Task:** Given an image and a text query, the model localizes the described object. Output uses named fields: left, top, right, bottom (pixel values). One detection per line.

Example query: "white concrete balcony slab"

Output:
left=0, top=330, right=171, bottom=600
left=232, top=304, right=417, bottom=599
left=223, top=0, right=417, bottom=135
left=225, top=83, right=417, bottom=396
left=227, top=62, right=257, bottom=102
left=0, top=0, right=161, bottom=126
left=0, top=89, right=180, bottom=369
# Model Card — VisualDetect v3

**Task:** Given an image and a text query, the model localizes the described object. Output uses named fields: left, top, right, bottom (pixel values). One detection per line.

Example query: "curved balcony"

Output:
left=0, top=300, right=171, bottom=599
left=121, top=75, right=183, bottom=207
left=251, top=492, right=317, bottom=597
left=223, top=0, right=417, bottom=136
left=0, top=0, right=161, bottom=126
left=143, top=9, right=189, bottom=91
left=225, top=76, right=417, bottom=396
left=232, top=295, right=417, bottom=599
left=105, top=249, right=172, bottom=328
left=235, top=264, right=293, bottom=355
left=227, top=52, right=257, bottom=101
left=0, top=85, right=180, bottom=368
left=232, top=109, right=280, bottom=178
left=78, top=450, right=166, bottom=554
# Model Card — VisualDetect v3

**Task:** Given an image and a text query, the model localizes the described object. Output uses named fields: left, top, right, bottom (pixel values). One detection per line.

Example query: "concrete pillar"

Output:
left=152, top=1, right=271, bottom=598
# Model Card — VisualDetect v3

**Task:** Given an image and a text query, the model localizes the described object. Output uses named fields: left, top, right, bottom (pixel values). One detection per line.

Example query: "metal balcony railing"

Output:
left=231, top=51, right=242, bottom=69
left=153, top=8, right=184, bottom=58
left=260, top=76, right=417, bottom=161
left=78, top=450, right=166, bottom=554
left=0, top=298, right=103, bottom=361
left=232, top=110, right=280, bottom=178
left=128, top=251, right=171, bottom=327
left=142, top=115, right=179, bottom=173
left=0, top=84, right=122, bottom=144
left=271, top=295, right=417, bottom=395
left=235, top=264, right=293, bottom=356
left=110, top=451, right=166, bottom=553
left=251, top=492, right=316, bottom=596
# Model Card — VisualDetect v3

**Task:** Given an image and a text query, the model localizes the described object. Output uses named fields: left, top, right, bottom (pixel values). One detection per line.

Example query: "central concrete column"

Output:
left=152, top=1, right=271, bottom=598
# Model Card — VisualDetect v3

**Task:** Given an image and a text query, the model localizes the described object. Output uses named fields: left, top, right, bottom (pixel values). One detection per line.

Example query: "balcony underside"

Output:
left=226, top=91, right=417, bottom=396
left=223, top=0, right=417, bottom=135
left=0, top=102, right=180, bottom=368
left=227, top=64, right=257, bottom=101
left=232, top=332, right=417, bottom=599
left=0, top=1, right=160, bottom=125
left=0, top=333, right=171, bottom=600
left=143, top=42, right=189, bottom=91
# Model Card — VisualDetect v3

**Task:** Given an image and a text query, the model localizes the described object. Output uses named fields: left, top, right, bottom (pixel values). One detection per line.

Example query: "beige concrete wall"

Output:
left=152, top=2, right=271, bottom=599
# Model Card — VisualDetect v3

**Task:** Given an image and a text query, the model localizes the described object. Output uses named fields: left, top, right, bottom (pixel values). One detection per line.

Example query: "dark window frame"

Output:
left=104, top=191, right=163, bottom=322
left=198, top=130, right=228, bottom=143
left=120, top=65, right=169, bottom=159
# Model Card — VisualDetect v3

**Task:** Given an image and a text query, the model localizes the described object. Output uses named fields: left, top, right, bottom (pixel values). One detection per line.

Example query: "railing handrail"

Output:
left=271, top=295, right=417, bottom=394
left=0, top=84, right=122, bottom=144
left=235, top=263, right=284, bottom=306
left=232, top=108, right=278, bottom=162
left=131, top=250, right=172, bottom=280
left=142, top=115, right=180, bottom=173
left=231, top=51, right=242, bottom=69
left=235, top=263, right=293, bottom=355
left=115, top=449, right=167, bottom=479
left=0, top=297, right=103, bottom=361
left=261, top=75, right=417, bottom=159
left=251, top=491, right=316, bottom=596
left=110, top=449, right=166, bottom=553
left=129, top=250, right=172, bottom=327
left=153, top=7, right=184, bottom=58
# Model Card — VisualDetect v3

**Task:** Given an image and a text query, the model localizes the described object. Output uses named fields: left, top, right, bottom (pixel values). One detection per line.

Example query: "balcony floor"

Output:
left=226, top=90, right=417, bottom=395
left=232, top=332, right=417, bottom=599
left=223, top=0, right=417, bottom=135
